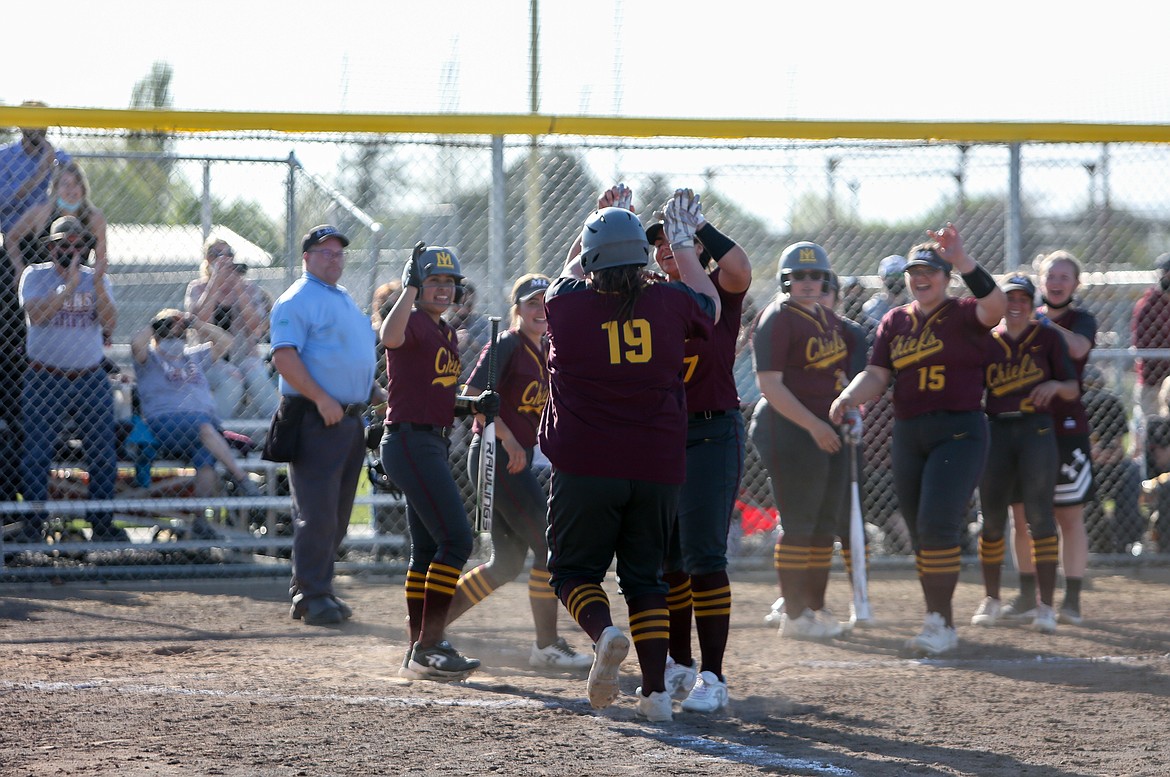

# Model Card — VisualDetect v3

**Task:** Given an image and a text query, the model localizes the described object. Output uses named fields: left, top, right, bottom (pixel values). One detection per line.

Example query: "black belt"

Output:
left=285, top=395, right=367, bottom=419
left=384, top=422, right=450, bottom=438
left=690, top=410, right=728, bottom=421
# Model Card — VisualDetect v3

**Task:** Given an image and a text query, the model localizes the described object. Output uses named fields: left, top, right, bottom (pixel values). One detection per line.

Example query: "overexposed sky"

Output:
left=4, top=0, right=1169, bottom=124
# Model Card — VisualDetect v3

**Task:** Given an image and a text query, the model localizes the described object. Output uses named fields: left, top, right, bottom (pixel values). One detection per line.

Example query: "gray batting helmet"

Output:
left=778, top=241, right=832, bottom=293
left=579, top=207, right=651, bottom=273
left=417, top=246, right=466, bottom=302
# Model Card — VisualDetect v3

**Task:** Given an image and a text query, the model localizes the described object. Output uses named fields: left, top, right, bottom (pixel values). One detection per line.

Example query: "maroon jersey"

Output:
left=752, top=299, right=853, bottom=420
left=1133, top=285, right=1170, bottom=387
left=539, top=276, right=715, bottom=484
left=871, top=297, right=995, bottom=420
left=467, top=328, right=548, bottom=449
left=984, top=322, right=1076, bottom=416
left=383, top=309, right=461, bottom=427
left=683, top=267, right=746, bottom=413
left=1045, top=306, right=1097, bottom=436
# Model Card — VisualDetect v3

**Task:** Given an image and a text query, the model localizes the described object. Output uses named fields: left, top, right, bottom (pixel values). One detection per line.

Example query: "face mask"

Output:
left=156, top=339, right=186, bottom=358
left=56, top=197, right=81, bottom=213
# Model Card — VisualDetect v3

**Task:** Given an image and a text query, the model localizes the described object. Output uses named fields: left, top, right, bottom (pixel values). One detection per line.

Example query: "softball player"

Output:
left=542, top=187, right=718, bottom=723
left=1003, top=251, right=1098, bottom=624
left=751, top=242, right=857, bottom=642
left=971, top=274, right=1078, bottom=633
left=831, top=224, right=1006, bottom=657
left=445, top=273, right=591, bottom=671
left=645, top=196, right=751, bottom=713
left=380, top=243, right=498, bottom=681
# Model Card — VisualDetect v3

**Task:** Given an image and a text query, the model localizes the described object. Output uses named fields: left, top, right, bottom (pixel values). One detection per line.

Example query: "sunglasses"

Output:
left=789, top=270, right=826, bottom=282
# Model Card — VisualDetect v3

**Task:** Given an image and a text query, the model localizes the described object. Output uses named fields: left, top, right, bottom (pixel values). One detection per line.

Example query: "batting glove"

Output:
left=402, top=241, right=425, bottom=289
left=675, top=188, right=706, bottom=230
left=474, top=391, right=501, bottom=418
left=842, top=409, right=863, bottom=446
left=663, top=195, right=696, bottom=249
left=614, top=183, right=633, bottom=211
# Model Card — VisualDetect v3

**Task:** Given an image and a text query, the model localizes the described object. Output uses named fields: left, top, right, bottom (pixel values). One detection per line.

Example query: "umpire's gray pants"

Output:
left=288, top=410, right=367, bottom=601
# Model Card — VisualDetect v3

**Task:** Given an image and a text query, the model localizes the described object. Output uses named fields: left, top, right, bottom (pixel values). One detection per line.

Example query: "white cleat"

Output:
left=635, top=687, right=673, bottom=722
left=664, top=656, right=698, bottom=700
left=587, top=626, right=629, bottom=710
left=971, top=596, right=1002, bottom=626
left=905, top=612, right=958, bottom=657
left=681, top=671, right=729, bottom=713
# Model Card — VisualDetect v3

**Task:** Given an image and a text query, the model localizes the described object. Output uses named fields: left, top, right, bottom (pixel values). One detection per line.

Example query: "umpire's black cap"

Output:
left=302, top=224, right=350, bottom=253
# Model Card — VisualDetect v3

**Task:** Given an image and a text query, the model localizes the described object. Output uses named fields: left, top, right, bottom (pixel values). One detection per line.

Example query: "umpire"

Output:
left=269, top=225, right=379, bottom=626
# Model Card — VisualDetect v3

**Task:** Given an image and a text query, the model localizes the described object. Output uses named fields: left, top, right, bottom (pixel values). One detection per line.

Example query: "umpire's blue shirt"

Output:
left=270, top=271, right=376, bottom=405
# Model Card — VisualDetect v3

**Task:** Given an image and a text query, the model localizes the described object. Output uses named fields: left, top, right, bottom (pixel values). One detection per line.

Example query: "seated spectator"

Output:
left=17, top=216, right=119, bottom=542
left=185, top=237, right=277, bottom=420
left=6, top=159, right=105, bottom=279
left=131, top=309, right=262, bottom=537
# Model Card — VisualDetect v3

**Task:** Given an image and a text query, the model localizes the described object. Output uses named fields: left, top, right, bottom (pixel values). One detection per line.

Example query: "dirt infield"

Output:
left=2, top=564, right=1168, bottom=777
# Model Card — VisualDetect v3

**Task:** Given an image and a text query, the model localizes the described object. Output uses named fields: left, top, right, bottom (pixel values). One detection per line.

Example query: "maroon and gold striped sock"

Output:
left=806, top=537, right=835, bottom=611
left=561, top=581, right=612, bottom=643
left=775, top=535, right=811, bottom=615
left=663, top=570, right=694, bottom=667
left=404, top=568, right=426, bottom=644
left=691, top=570, right=730, bottom=680
left=978, top=535, right=1006, bottom=600
left=417, top=561, right=461, bottom=647
left=628, top=594, right=669, bottom=694
left=447, top=564, right=500, bottom=625
left=1032, top=534, right=1060, bottom=607
left=917, top=546, right=961, bottom=627
left=527, top=568, right=560, bottom=648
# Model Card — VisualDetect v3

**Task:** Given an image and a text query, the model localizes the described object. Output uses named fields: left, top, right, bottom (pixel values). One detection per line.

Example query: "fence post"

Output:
left=285, top=152, right=299, bottom=285
left=201, top=161, right=212, bottom=241
left=490, top=135, right=506, bottom=317
left=1006, top=142, right=1022, bottom=272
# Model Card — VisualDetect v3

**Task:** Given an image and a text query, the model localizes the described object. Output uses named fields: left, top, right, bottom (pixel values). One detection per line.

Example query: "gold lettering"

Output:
left=432, top=347, right=462, bottom=387
left=986, top=354, right=1045, bottom=397
left=804, top=330, right=848, bottom=370
left=889, top=327, right=944, bottom=370
left=519, top=380, right=549, bottom=414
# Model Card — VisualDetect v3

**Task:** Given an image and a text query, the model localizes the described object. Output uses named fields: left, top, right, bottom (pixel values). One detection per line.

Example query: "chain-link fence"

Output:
left=2, top=116, right=1170, bottom=580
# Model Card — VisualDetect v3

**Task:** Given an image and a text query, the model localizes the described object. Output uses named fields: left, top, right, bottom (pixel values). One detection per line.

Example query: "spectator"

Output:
left=17, top=216, right=120, bottom=542
left=131, top=309, right=262, bottom=538
left=861, top=254, right=908, bottom=331
left=0, top=233, right=23, bottom=539
left=6, top=159, right=106, bottom=279
left=1082, top=365, right=1142, bottom=553
left=1141, top=416, right=1170, bottom=551
left=370, top=279, right=403, bottom=390
left=448, top=279, right=490, bottom=383
left=0, top=101, right=71, bottom=233
left=1131, top=253, right=1170, bottom=418
left=185, top=237, right=277, bottom=420
left=838, top=275, right=869, bottom=327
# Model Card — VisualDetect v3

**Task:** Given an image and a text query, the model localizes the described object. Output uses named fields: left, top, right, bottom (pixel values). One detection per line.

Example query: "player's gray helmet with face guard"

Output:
left=579, top=207, right=651, bottom=273
left=778, top=241, right=832, bottom=293
left=417, top=246, right=466, bottom=302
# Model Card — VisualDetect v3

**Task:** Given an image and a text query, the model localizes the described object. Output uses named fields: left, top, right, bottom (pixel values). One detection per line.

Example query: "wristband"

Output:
left=694, top=223, right=736, bottom=263
left=962, top=264, right=996, bottom=298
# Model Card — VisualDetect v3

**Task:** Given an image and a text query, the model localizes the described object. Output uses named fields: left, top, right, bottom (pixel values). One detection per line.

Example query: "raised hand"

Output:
left=402, top=241, right=425, bottom=289
left=662, top=190, right=697, bottom=248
